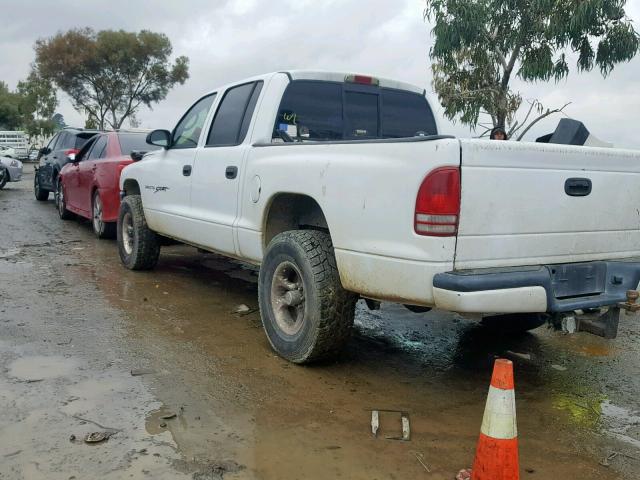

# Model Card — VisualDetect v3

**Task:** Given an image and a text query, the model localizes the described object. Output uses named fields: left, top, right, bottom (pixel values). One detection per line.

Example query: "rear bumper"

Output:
left=433, top=260, right=640, bottom=313
left=7, top=164, right=22, bottom=181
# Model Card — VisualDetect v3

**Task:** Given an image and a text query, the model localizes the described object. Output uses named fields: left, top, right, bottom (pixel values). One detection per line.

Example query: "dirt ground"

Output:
left=1, top=165, right=639, bottom=479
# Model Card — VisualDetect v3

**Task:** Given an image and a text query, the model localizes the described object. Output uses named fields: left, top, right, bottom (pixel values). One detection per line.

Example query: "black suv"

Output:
left=34, top=128, right=100, bottom=201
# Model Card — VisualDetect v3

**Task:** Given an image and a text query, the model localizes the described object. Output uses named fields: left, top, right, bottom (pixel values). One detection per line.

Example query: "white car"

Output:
left=118, top=70, right=640, bottom=363
left=0, top=146, right=17, bottom=158
left=0, top=156, right=23, bottom=189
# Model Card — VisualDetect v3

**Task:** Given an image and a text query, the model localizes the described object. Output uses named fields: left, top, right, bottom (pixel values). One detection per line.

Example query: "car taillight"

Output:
left=414, top=167, right=460, bottom=237
left=64, top=148, right=79, bottom=161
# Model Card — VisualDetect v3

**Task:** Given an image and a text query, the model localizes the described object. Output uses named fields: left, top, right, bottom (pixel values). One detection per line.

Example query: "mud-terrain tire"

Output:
left=117, top=195, right=160, bottom=270
left=481, top=313, right=547, bottom=333
left=258, top=230, right=358, bottom=363
left=92, top=191, right=116, bottom=239
left=56, top=179, right=74, bottom=220
left=34, top=172, right=49, bottom=201
left=0, top=167, right=7, bottom=189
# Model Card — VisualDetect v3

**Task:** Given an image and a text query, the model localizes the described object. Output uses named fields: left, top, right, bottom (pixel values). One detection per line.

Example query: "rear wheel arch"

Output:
left=92, top=188, right=115, bottom=239
left=90, top=185, right=100, bottom=204
left=263, top=193, right=330, bottom=249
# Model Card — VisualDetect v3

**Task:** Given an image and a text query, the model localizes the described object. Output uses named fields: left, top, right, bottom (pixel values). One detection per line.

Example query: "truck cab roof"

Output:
left=203, top=70, right=426, bottom=97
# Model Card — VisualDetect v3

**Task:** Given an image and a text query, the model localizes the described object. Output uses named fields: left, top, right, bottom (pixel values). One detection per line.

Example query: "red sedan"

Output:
left=57, top=131, right=155, bottom=238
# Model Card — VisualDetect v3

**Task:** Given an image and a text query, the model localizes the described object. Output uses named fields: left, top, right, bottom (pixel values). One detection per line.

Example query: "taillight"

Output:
left=64, top=148, right=79, bottom=160
left=414, top=167, right=460, bottom=236
left=344, top=74, right=380, bottom=86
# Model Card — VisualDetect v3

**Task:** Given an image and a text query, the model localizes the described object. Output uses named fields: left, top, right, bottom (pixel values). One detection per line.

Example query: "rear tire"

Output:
left=34, top=172, right=49, bottom=201
left=0, top=167, right=7, bottom=190
left=56, top=179, right=74, bottom=220
left=258, top=230, right=357, bottom=363
left=92, top=191, right=116, bottom=239
left=117, top=195, right=160, bottom=270
left=481, top=313, right=547, bottom=333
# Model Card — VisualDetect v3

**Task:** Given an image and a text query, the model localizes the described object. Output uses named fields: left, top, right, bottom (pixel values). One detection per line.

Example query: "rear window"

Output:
left=381, top=89, right=436, bottom=138
left=274, top=80, right=437, bottom=142
left=118, top=133, right=158, bottom=154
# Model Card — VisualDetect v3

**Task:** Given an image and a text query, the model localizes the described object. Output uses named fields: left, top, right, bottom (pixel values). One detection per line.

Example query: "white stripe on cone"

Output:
left=479, top=386, right=517, bottom=440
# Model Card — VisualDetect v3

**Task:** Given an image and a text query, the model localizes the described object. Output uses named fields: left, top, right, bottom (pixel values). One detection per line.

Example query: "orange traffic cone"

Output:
left=464, top=358, right=519, bottom=480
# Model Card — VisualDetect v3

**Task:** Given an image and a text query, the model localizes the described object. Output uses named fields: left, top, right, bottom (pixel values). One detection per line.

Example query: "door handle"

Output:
left=565, top=178, right=592, bottom=197
left=183, top=165, right=192, bottom=176
left=225, top=166, right=238, bottom=179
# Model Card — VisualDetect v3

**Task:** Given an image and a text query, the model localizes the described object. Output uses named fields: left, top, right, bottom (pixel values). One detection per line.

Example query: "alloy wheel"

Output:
left=93, top=194, right=103, bottom=234
left=57, top=182, right=65, bottom=216
left=122, top=212, right=134, bottom=255
left=270, top=261, right=306, bottom=336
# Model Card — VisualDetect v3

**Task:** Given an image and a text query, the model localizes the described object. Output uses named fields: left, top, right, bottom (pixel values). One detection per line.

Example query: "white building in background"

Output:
left=0, top=131, right=29, bottom=159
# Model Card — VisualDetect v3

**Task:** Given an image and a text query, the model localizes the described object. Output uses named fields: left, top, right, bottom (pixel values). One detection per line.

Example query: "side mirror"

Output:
left=130, top=150, right=147, bottom=162
left=146, top=129, right=171, bottom=148
left=40, top=147, right=51, bottom=155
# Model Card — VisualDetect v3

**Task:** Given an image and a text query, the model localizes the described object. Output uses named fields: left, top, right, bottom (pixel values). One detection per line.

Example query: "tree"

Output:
left=34, top=28, right=189, bottom=130
left=16, top=68, right=58, bottom=137
left=84, top=116, right=98, bottom=130
left=425, top=0, right=639, bottom=140
left=0, top=82, right=21, bottom=130
left=52, top=113, right=66, bottom=131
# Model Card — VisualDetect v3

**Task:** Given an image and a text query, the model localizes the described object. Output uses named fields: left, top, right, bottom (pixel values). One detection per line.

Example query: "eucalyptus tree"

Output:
left=425, top=0, right=639, bottom=139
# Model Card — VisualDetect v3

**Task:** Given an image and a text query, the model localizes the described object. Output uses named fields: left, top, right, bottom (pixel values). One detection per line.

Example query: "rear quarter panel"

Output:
left=97, top=157, right=132, bottom=222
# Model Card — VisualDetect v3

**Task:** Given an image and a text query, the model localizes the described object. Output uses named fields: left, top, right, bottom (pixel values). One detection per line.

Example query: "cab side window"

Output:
left=171, top=94, right=216, bottom=149
left=206, top=81, right=263, bottom=147
left=48, top=133, right=62, bottom=151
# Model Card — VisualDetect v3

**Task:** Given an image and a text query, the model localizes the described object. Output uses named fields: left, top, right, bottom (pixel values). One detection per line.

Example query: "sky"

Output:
left=2, top=0, right=640, bottom=148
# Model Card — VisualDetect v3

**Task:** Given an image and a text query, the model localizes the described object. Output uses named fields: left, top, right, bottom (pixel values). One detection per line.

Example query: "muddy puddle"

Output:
left=8, top=355, right=78, bottom=381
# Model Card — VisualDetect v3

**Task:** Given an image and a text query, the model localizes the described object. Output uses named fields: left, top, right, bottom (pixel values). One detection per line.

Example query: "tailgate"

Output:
left=455, top=139, right=640, bottom=270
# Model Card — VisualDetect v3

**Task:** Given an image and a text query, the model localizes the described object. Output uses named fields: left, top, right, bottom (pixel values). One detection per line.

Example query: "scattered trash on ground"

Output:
left=233, top=304, right=254, bottom=315
left=130, top=368, right=155, bottom=376
left=72, top=414, right=122, bottom=442
left=84, top=432, right=110, bottom=444
left=551, top=364, right=568, bottom=371
left=370, top=410, right=410, bottom=441
left=371, top=410, right=379, bottom=436
left=411, top=451, right=431, bottom=472
left=456, top=468, right=472, bottom=479
left=505, top=350, right=533, bottom=362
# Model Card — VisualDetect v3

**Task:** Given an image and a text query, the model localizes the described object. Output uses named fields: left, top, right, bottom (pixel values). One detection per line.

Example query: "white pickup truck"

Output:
left=118, top=70, right=640, bottom=363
